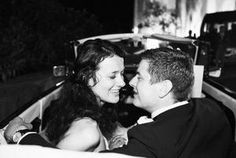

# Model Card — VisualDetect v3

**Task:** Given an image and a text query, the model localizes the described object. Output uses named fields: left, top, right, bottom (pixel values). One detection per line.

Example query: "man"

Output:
left=4, top=48, right=234, bottom=157
left=106, top=47, right=233, bottom=157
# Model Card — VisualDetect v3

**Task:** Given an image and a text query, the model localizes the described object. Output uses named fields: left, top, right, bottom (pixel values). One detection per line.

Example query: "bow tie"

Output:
left=137, top=116, right=153, bottom=125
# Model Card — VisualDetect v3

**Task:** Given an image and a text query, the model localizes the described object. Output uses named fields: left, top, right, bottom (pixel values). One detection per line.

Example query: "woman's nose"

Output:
left=117, top=76, right=125, bottom=87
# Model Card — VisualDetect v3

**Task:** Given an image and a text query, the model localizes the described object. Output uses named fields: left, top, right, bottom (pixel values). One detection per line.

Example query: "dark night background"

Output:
left=0, top=0, right=134, bottom=76
left=57, top=0, right=135, bottom=33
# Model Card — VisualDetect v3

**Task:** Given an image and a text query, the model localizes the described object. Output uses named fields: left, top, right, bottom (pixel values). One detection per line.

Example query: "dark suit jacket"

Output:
left=107, top=98, right=233, bottom=158
left=20, top=133, right=56, bottom=148
left=20, top=98, right=233, bottom=158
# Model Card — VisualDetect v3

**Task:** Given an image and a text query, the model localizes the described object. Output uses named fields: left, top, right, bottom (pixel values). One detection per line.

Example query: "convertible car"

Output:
left=0, top=32, right=235, bottom=149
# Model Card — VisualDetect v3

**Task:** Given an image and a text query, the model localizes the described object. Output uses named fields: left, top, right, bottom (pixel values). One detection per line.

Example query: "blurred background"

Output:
left=134, top=0, right=236, bottom=36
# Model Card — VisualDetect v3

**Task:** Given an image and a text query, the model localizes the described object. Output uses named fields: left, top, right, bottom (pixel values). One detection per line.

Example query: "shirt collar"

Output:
left=151, top=101, right=188, bottom=119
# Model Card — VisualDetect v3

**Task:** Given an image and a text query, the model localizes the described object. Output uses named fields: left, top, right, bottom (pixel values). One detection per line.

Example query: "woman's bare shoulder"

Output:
left=73, top=117, right=98, bottom=126
left=57, top=117, right=102, bottom=151
left=67, top=117, right=100, bottom=139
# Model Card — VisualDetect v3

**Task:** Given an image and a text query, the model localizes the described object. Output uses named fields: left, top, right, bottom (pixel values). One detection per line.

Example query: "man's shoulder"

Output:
left=190, top=98, right=225, bottom=116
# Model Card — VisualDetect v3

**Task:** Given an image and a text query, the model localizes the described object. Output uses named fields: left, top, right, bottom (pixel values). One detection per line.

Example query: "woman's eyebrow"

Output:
left=112, top=70, right=123, bottom=74
left=111, top=71, right=119, bottom=74
left=108, top=71, right=119, bottom=75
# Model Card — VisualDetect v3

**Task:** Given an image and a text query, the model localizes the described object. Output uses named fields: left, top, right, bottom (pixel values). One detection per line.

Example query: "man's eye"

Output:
left=109, top=76, right=116, bottom=79
left=137, top=76, right=142, bottom=80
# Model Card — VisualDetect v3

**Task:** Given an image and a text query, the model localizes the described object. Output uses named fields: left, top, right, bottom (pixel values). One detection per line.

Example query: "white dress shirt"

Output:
left=151, top=101, right=189, bottom=119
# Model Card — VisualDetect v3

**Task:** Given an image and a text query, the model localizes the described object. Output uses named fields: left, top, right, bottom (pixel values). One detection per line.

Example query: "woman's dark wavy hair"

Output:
left=44, top=39, right=126, bottom=145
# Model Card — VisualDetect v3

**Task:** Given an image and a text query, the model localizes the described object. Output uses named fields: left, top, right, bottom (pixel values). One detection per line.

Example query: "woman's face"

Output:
left=89, top=55, right=125, bottom=104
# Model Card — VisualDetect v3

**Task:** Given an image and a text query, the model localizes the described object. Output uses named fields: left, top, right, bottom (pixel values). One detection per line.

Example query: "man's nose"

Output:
left=129, top=76, right=137, bottom=88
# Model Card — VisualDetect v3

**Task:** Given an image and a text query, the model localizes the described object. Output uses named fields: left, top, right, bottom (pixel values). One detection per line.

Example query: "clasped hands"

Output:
left=108, top=134, right=128, bottom=150
left=3, top=117, right=32, bottom=143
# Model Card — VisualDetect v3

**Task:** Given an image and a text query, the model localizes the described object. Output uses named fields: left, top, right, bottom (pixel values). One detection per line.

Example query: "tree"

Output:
left=139, top=0, right=179, bottom=35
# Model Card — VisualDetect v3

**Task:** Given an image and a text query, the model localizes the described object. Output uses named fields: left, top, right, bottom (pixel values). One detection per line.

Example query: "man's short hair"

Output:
left=141, top=47, right=194, bottom=101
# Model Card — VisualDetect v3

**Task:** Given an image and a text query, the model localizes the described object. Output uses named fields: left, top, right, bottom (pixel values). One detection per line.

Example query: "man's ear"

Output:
left=158, top=80, right=173, bottom=98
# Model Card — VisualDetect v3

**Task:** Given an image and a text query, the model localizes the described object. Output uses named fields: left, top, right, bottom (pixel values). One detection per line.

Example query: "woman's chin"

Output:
left=105, top=96, right=120, bottom=104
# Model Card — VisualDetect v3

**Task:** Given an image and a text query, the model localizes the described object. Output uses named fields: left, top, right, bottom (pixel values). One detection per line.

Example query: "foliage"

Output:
left=0, top=0, right=104, bottom=81
left=139, top=0, right=179, bottom=34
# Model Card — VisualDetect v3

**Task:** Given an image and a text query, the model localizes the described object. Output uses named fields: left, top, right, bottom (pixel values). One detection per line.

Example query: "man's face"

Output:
left=129, top=60, right=160, bottom=112
left=89, top=55, right=125, bottom=104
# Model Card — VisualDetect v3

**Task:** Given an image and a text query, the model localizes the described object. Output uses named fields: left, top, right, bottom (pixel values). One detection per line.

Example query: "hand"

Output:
left=0, top=129, right=7, bottom=145
left=4, top=117, right=33, bottom=142
left=108, top=135, right=128, bottom=150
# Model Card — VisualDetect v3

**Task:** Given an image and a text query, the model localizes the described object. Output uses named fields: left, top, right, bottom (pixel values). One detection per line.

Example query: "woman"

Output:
left=41, top=39, right=128, bottom=152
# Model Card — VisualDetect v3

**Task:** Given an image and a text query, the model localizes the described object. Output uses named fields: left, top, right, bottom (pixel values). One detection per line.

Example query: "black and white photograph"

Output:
left=0, top=0, right=236, bottom=157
